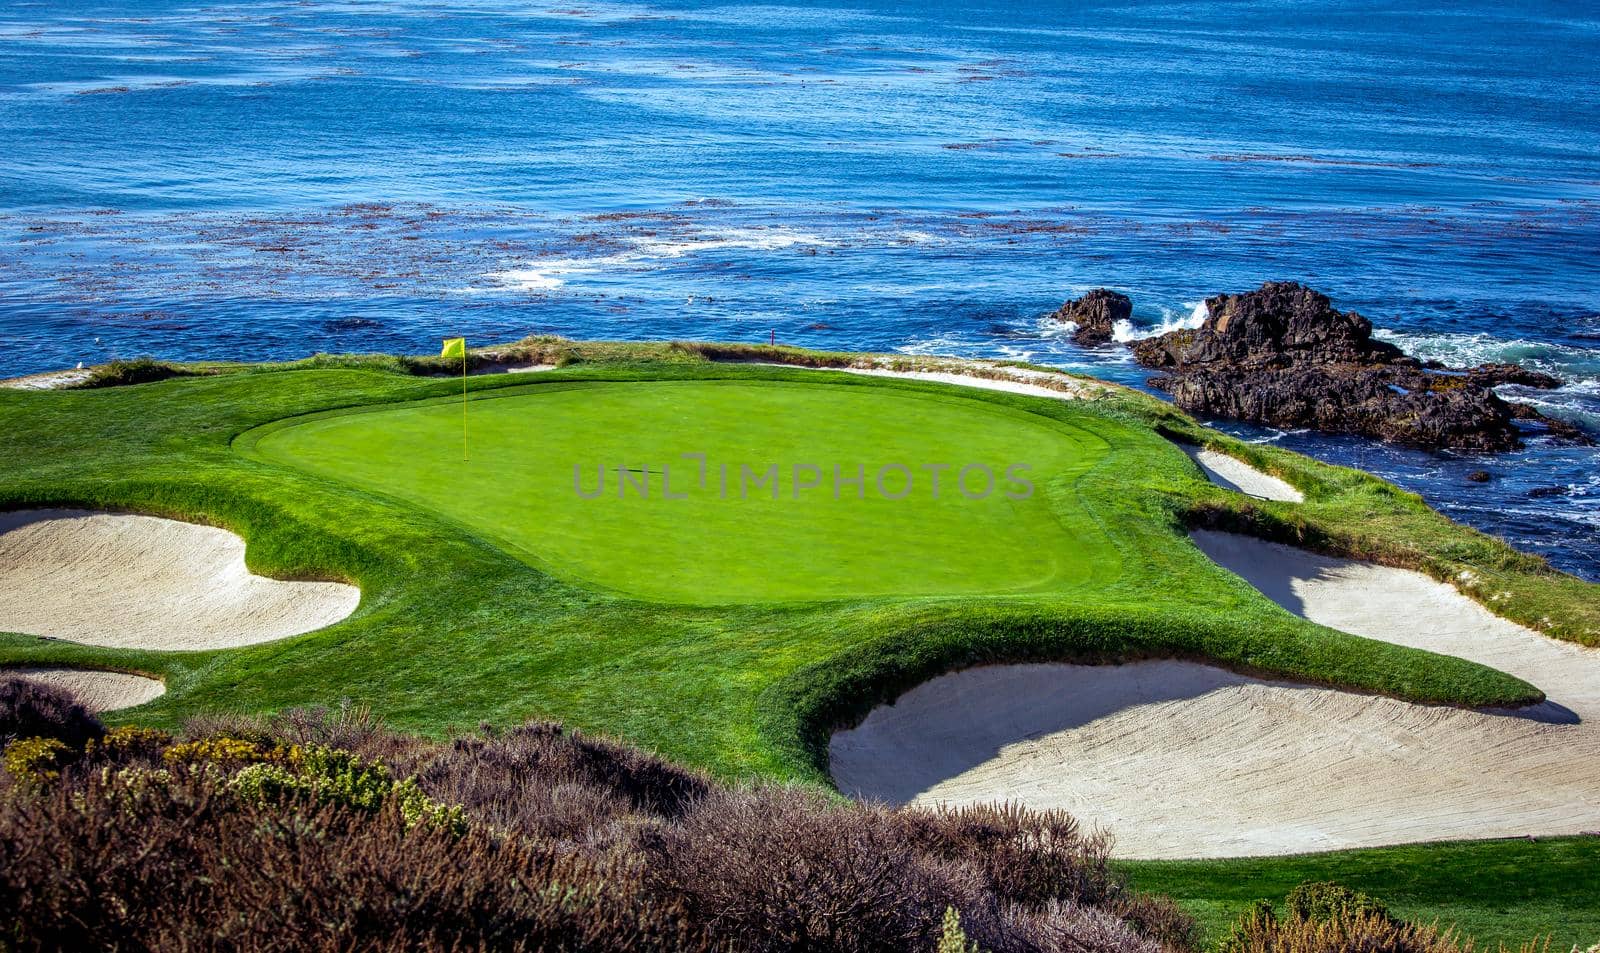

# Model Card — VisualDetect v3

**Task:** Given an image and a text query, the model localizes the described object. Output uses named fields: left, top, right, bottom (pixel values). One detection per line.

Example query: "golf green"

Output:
left=249, top=379, right=1118, bottom=602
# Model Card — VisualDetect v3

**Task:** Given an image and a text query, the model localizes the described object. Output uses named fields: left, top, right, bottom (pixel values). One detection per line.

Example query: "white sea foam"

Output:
left=1498, top=379, right=1600, bottom=432
left=475, top=226, right=831, bottom=294
left=1111, top=299, right=1207, bottom=343
left=486, top=267, right=568, bottom=291
left=632, top=226, right=832, bottom=258
left=484, top=253, right=627, bottom=291
left=1374, top=330, right=1600, bottom=380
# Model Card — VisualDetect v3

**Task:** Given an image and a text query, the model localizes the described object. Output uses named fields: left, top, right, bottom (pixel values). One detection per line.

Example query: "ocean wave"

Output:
left=484, top=254, right=620, bottom=291
left=629, top=226, right=833, bottom=258
left=1498, top=380, right=1600, bottom=432
left=1111, top=300, right=1207, bottom=343
left=1373, top=330, right=1600, bottom=381
left=469, top=226, right=834, bottom=294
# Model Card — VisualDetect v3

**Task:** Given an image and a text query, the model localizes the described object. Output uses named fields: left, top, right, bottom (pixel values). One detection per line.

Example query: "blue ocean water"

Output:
left=1, top=0, right=1597, bottom=576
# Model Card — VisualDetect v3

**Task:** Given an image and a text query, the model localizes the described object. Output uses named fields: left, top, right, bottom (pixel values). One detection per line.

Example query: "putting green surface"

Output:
left=250, top=379, right=1116, bottom=602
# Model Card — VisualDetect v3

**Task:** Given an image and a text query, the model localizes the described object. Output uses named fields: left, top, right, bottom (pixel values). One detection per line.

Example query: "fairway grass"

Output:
left=246, top=380, right=1117, bottom=602
left=1119, top=836, right=1600, bottom=949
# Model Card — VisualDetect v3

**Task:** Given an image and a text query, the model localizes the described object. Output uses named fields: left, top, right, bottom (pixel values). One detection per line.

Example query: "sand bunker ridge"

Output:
left=831, top=531, right=1600, bottom=858
left=0, top=509, right=360, bottom=650
left=4, top=667, right=165, bottom=712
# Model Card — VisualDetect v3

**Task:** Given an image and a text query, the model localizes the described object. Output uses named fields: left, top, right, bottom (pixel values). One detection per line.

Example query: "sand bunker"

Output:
left=839, top=366, right=1095, bottom=401
left=831, top=531, right=1600, bottom=858
left=0, top=369, right=93, bottom=390
left=1181, top=446, right=1302, bottom=502
left=4, top=667, right=165, bottom=712
left=0, top=510, right=359, bottom=650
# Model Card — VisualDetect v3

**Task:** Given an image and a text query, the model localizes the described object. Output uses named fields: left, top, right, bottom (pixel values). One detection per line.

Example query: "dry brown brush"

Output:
left=0, top=698, right=1191, bottom=953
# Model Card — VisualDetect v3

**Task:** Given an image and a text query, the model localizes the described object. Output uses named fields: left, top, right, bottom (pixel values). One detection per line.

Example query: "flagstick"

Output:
left=461, top=350, right=469, bottom=461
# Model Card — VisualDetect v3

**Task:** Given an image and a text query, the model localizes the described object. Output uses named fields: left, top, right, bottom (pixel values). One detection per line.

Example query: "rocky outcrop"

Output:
left=1130, top=282, right=1403, bottom=368
left=1051, top=289, right=1131, bottom=347
left=1129, top=282, right=1577, bottom=452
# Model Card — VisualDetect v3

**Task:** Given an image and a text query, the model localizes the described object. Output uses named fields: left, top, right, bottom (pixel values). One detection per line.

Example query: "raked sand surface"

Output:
left=0, top=509, right=360, bottom=650
left=831, top=530, right=1600, bottom=858
left=4, top=667, right=165, bottom=712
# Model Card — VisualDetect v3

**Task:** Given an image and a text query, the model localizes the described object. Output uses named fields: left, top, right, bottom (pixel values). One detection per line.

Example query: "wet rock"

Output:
left=1129, top=281, right=1576, bottom=452
left=1467, top=470, right=1492, bottom=483
left=1051, top=289, right=1131, bottom=347
left=1133, top=282, right=1403, bottom=368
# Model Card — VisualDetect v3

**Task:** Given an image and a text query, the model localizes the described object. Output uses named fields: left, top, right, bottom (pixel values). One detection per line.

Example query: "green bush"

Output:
left=1286, top=881, right=1393, bottom=925
left=163, top=736, right=288, bottom=766
left=85, top=726, right=172, bottom=763
left=231, top=745, right=466, bottom=836
left=938, top=907, right=982, bottom=953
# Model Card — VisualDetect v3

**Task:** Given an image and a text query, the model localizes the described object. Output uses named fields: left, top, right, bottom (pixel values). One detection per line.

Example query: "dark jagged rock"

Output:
left=1130, top=282, right=1405, bottom=368
left=1052, top=289, right=1131, bottom=347
left=1129, top=281, right=1577, bottom=452
left=1460, top=362, right=1564, bottom=389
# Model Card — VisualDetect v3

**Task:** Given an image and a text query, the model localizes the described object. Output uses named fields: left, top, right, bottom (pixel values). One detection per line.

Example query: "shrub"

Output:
left=231, top=746, right=467, bottom=836
left=163, top=736, right=289, bottom=766
left=1285, top=881, right=1393, bottom=925
left=84, top=725, right=171, bottom=763
left=0, top=711, right=1184, bottom=953
left=0, top=677, right=104, bottom=747
left=940, top=907, right=983, bottom=953
left=0, top=770, right=704, bottom=953
left=897, top=802, right=1113, bottom=910
left=2, top=737, right=70, bottom=789
left=1220, top=902, right=1466, bottom=953
left=896, top=803, right=1195, bottom=949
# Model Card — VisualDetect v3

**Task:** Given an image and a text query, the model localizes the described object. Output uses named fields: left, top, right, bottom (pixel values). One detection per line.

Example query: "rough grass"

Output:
left=1119, top=838, right=1600, bottom=950
left=66, top=356, right=200, bottom=389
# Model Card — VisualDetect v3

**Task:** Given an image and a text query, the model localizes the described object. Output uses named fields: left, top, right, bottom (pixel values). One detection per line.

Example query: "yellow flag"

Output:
left=440, top=337, right=466, bottom=359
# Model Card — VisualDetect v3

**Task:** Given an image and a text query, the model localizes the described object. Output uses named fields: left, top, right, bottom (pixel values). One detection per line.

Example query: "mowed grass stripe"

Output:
left=248, top=380, right=1118, bottom=603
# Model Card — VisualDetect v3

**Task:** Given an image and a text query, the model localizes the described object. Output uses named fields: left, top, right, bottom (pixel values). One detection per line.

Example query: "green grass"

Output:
left=1120, top=836, right=1600, bottom=949
left=246, top=380, right=1117, bottom=602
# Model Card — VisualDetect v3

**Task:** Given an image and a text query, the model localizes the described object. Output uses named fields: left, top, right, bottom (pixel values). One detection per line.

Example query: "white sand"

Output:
left=830, top=531, right=1600, bottom=858
left=467, top=361, right=555, bottom=376
left=0, top=510, right=360, bottom=650
left=0, top=369, right=93, bottom=390
left=1183, top=446, right=1303, bottom=502
left=5, top=667, right=165, bottom=712
left=838, top=365, right=1097, bottom=401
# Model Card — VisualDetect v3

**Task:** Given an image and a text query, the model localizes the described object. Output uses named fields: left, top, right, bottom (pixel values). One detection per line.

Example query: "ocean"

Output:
left=1, top=0, right=1596, bottom=576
